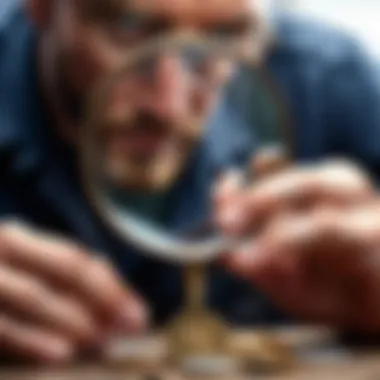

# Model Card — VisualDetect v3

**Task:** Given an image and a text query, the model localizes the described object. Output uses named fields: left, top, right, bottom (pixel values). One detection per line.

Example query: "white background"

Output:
left=274, top=0, right=380, bottom=58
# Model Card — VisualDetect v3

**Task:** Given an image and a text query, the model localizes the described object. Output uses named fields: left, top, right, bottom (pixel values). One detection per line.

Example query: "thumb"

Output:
left=212, top=169, right=245, bottom=206
left=212, top=170, right=245, bottom=235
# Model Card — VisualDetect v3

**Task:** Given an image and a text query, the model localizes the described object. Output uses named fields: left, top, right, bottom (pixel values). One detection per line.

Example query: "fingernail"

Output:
left=213, top=170, right=244, bottom=200
left=229, top=243, right=264, bottom=276
left=218, top=205, right=247, bottom=234
left=118, top=299, right=149, bottom=334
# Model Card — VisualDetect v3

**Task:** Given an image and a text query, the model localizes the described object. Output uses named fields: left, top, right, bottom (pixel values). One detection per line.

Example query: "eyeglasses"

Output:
left=111, top=31, right=265, bottom=81
left=87, top=30, right=269, bottom=119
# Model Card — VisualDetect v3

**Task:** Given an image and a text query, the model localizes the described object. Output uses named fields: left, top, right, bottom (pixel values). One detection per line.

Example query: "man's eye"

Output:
left=107, top=14, right=168, bottom=45
left=111, top=14, right=148, bottom=35
left=208, top=22, right=250, bottom=40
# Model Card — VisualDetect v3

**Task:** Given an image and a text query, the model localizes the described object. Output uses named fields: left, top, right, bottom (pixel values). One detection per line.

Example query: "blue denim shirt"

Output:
left=1, top=1, right=380, bottom=326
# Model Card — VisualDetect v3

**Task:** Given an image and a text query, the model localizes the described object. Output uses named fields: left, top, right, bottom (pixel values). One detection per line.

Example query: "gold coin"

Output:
left=229, top=332, right=295, bottom=373
left=166, top=310, right=229, bottom=362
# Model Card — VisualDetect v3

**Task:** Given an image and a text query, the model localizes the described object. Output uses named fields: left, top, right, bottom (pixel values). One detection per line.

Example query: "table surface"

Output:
left=2, top=327, right=380, bottom=380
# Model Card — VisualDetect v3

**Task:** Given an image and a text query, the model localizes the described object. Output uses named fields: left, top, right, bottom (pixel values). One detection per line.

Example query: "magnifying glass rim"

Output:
left=87, top=185, right=237, bottom=263
left=80, top=36, right=293, bottom=264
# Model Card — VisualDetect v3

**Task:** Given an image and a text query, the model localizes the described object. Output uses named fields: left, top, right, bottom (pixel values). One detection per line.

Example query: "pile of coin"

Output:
left=166, top=310, right=229, bottom=361
left=165, top=260, right=295, bottom=376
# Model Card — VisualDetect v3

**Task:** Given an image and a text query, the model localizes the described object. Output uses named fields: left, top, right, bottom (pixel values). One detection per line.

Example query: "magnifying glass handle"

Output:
left=184, top=264, right=206, bottom=311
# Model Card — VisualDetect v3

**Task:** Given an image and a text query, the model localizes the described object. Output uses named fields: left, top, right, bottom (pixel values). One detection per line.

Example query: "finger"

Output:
left=223, top=211, right=349, bottom=321
left=312, top=160, right=373, bottom=203
left=213, top=170, right=244, bottom=205
left=1, top=314, right=74, bottom=364
left=223, top=209, right=346, bottom=284
left=213, top=145, right=289, bottom=207
left=0, top=263, right=100, bottom=344
left=0, top=222, right=148, bottom=331
left=325, top=203, right=380, bottom=248
left=216, top=166, right=314, bottom=235
left=214, top=148, right=289, bottom=234
left=218, top=161, right=373, bottom=234
left=213, top=170, right=246, bottom=234
left=264, top=206, right=380, bottom=272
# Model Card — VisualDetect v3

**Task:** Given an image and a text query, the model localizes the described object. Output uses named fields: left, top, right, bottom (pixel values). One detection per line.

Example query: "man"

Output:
left=1, top=0, right=380, bottom=364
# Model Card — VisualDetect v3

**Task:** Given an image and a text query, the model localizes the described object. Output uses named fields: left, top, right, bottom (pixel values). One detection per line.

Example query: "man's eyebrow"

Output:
left=76, top=0, right=135, bottom=17
left=205, top=13, right=256, bottom=31
left=76, top=1, right=257, bottom=31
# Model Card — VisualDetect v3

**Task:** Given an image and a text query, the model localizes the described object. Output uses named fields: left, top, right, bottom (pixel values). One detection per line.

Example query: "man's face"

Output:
left=33, top=0, right=259, bottom=191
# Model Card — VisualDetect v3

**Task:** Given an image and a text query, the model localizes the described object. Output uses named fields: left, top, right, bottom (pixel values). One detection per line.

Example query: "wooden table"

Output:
left=3, top=327, right=380, bottom=380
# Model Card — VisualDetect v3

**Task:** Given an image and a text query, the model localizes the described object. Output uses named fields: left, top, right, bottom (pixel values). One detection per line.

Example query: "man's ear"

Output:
left=24, top=0, right=52, bottom=29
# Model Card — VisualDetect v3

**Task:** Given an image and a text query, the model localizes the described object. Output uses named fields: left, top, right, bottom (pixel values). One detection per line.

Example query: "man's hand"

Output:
left=0, top=221, right=148, bottom=364
left=215, top=161, right=380, bottom=332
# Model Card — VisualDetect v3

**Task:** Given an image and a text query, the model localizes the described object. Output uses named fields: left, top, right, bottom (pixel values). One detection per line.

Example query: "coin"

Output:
left=166, top=309, right=229, bottom=360
left=180, top=354, right=240, bottom=376
left=103, top=336, right=165, bottom=369
left=166, top=263, right=230, bottom=365
left=229, top=332, right=295, bottom=374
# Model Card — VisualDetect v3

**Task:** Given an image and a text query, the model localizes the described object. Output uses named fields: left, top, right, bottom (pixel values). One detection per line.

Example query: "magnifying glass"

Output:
left=80, top=31, right=294, bottom=369
left=80, top=32, right=292, bottom=265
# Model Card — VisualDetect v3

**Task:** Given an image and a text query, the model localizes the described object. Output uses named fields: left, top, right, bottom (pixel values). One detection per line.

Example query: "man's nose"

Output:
left=137, top=54, right=190, bottom=120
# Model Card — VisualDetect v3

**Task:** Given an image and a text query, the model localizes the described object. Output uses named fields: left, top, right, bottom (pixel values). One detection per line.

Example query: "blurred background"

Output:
left=273, top=0, right=380, bottom=58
